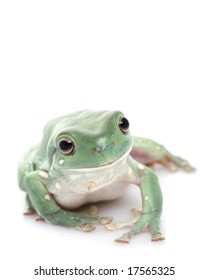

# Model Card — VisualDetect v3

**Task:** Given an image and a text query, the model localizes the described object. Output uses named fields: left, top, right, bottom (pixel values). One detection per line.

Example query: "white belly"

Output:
left=47, top=157, right=131, bottom=209
left=53, top=182, right=128, bottom=209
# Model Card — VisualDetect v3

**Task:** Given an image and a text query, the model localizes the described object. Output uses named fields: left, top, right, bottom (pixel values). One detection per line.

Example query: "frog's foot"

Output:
left=146, top=162, right=164, bottom=170
left=78, top=206, right=113, bottom=222
left=160, top=157, right=179, bottom=172
left=147, top=156, right=195, bottom=172
left=73, top=206, right=112, bottom=229
left=178, top=159, right=196, bottom=172
left=77, top=215, right=112, bottom=225
left=99, top=216, right=113, bottom=225
left=78, top=223, right=96, bottom=232
left=147, top=158, right=180, bottom=172
left=105, top=208, right=141, bottom=231
left=114, top=210, right=165, bottom=244
left=131, top=208, right=142, bottom=217
left=151, top=232, right=165, bottom=242
left=161, top=156, right=195, bottom=172
left=23, top=209, right=35, bottom=215
left=36, top=216, right=45, bottom=222
left=115, top=233, right=131, bottom=244
left=76, top=217, right=112, bottom=232
left=115, top=231, right=165, bottom=244
left=80, top=205, right=99, bottom=216
left=105, top=217, right=138, bottom=231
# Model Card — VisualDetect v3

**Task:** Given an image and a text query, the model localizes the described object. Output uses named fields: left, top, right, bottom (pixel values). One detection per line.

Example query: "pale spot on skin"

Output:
left=24, top=171, right=29, bottom=175
left=156, top=146, right=161, bottom=150
left=55, top=183, right=61, bottom=190
left=59, top=159, right=65, bottom=165
left=128, top=167, right=132, bottom=175
left=144, top=195, right=149, bottom=201
left=86, top=181, right=96, bottom=191
left=39, top=171, right=49, bottom=179
left=44, top=194, right=51, bottom=201
left=96, top=138, right=107, bottom=150
left=95, top=138, right=108, bottom=154
left=138, top=163, right=144, bottom=170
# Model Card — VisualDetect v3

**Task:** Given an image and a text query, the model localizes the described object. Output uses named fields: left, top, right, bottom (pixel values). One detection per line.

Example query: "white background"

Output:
left=0, top=1, right=207, bottom=279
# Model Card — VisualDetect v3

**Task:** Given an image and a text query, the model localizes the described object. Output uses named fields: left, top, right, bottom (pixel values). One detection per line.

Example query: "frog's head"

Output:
left=47, top=110, right=133, bottom=171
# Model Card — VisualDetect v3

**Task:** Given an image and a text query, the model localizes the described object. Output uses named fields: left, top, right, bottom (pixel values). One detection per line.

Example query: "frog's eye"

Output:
left=58, top=138, right=75, bottom=155
left=118, top=117, right=129, bottom=134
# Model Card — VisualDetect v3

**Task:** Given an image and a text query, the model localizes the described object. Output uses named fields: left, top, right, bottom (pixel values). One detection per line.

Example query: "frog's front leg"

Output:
left=107, top=164, right=165, bottom=243
left=24, top=171, right=112, bottom=232
left=131, top=136, right=195, bottom=172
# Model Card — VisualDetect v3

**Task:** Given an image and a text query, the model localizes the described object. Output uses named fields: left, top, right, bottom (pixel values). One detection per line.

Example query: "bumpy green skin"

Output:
left=18, top=110, right=194, bottom=243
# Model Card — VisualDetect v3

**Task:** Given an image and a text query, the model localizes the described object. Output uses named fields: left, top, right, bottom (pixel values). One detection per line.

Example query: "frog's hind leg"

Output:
left=131, top=136, right=195, bottom=172
left=23, top=195, right=36, bottom=216
left=24, top=194, right=47, bottom=222
left=18, top=146, right=37, bottom=191
left=18, top=148, right=38, bottom=214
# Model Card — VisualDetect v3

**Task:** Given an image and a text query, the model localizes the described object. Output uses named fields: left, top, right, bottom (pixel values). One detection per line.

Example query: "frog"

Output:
left=18, top=110, right=194, bottom=243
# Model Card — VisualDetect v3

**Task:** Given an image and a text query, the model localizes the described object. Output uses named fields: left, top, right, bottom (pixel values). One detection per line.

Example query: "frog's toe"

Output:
left=35, top=216, right=45, bottom=222
left=85, top=205, right=99, bottom=216
left=105, top=217, right=138, bottom=231
left=105, top=223, right=118, bottom=231
left=79, top=223, right=96, bottom=232
left=105, top=208, right=142, bottom=231
left=23, top=209, right=35, bottom=216
left=131, top=208, right=142, bottom=217
left=181, top=161, right=196, bottom=172
left=151, top=232, right=165, bottom=242
left=146, top=162, right=163, bottom=170
left=77, top=205, right=99, bottom=217
left=184, top=166, right=196, bottom=172
left=106, top=209, right=141, bottom=230
left=162, top=156, right=195, bottom=172
left=166, top=163, right=179, bottom=172
left=99, top=216, right=113, bottom=225
left=161, top=157, right=179, bottom=172
left=115, top=233, right=131, bottom=244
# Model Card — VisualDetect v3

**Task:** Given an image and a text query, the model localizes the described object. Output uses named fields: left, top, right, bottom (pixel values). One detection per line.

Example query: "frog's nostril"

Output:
left=92, top=146, right=107, bottom=154
left=93, top=140, right=113, bottom=154
left=96, top=147, right=104, bottom=153
left=92, top=147, right=102, bottom=154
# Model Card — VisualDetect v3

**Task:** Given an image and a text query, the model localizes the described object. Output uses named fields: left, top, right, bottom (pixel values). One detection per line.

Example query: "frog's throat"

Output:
left=66, top=148, right=131, bottom=173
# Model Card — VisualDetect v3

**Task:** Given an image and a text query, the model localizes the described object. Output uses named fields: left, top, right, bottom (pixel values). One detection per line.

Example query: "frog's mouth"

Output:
left=67, top=148, right=131, bottom=173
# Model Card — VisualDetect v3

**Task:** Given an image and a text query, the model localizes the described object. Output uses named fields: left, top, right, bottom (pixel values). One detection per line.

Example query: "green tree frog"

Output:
left=18, top=110, right=194, bottom=243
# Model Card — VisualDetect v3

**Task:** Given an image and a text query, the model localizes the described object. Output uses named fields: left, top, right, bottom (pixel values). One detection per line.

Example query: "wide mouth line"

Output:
left=65, top=148, right=131, bottom=173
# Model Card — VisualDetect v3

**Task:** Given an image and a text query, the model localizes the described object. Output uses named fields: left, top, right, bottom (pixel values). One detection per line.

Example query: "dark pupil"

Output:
left=120, top=117, right=129, bottom=130
left=59, top=140, right=72, bottom=151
